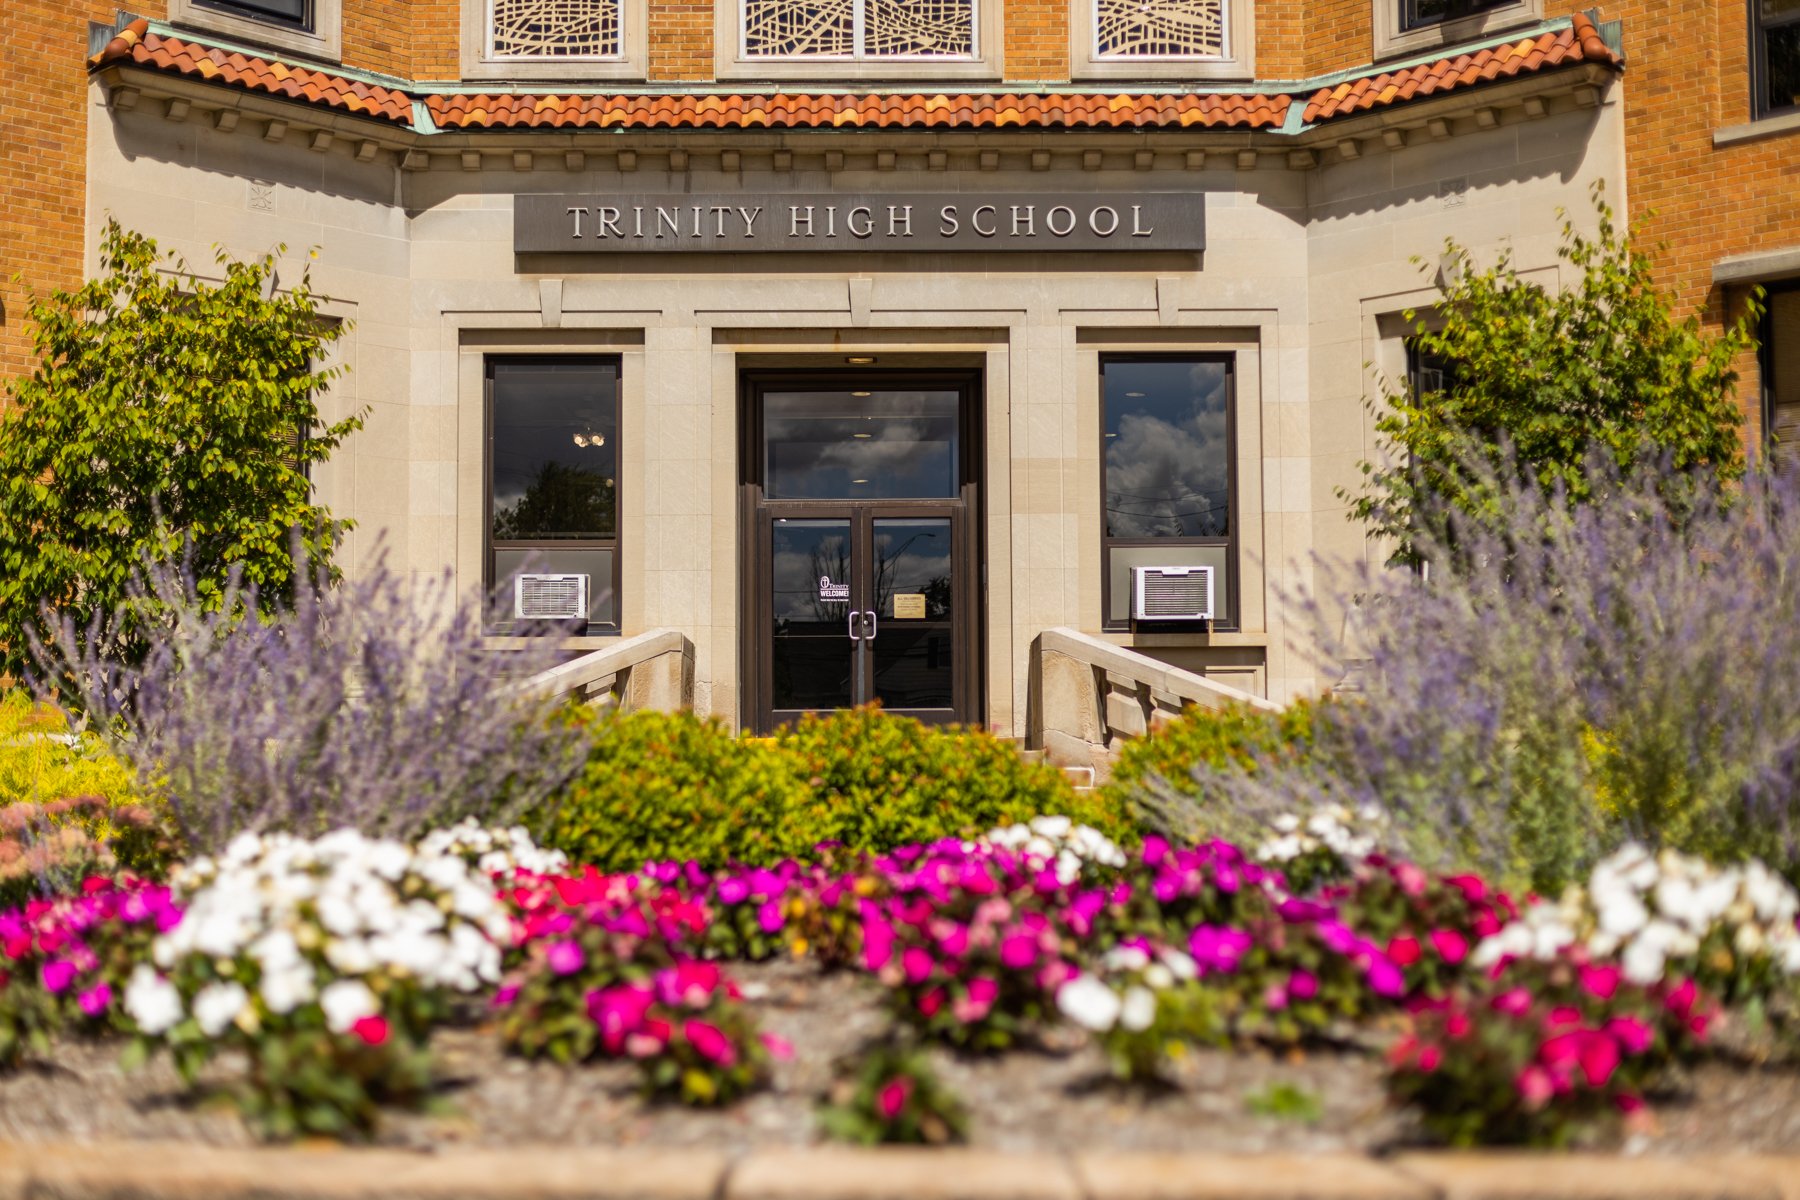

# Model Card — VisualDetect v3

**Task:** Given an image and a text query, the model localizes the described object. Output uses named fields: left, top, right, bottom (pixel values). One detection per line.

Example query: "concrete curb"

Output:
left=0, top=1145, right=1796, bottom=1200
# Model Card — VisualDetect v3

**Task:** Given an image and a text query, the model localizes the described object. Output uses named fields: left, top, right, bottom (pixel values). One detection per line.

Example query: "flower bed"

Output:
left=2, top=813, right=1799, bottom=1151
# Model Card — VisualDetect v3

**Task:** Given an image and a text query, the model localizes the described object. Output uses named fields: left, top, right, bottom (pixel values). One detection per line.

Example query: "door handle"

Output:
left=848, top=610, right=862, bottom=641
left=863, top=609, right=878, bottom=640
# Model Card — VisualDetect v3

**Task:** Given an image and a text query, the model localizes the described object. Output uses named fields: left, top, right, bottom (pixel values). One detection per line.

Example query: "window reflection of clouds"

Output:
left=1104, top=361, right=1229, bottom=539
left=771, top=525, right=850, bottom=623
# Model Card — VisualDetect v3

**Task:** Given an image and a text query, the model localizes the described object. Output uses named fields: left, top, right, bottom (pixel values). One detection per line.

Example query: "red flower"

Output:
left=350, top=1015, right=389, bottom=1046
left=684, top=1020, right=737, bottom=1067
left=1386, top=936, right=1422, bottom=967
left=876, top=1076, right=914, bottom=1120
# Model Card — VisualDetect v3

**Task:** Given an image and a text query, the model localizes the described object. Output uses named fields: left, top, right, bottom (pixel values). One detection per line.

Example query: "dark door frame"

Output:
left=738, top=368, right=985, bottom=733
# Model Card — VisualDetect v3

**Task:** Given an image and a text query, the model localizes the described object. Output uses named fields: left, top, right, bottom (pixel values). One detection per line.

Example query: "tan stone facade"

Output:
left=3, top=0, right=1792, bottom=735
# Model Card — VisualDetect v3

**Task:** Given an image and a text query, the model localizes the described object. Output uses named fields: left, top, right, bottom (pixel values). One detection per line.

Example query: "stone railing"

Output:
left=1032, top=627, right=1280, bottom=779
left=511, top=628, right=694, bottom=712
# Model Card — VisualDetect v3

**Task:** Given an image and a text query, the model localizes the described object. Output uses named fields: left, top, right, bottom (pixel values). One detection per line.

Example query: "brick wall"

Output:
left=1, top=0, right=145, bottom=388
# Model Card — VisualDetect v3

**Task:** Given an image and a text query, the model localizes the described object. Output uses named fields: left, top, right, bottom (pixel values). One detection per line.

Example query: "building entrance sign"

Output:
left=516, top=193, right=1203, bottom=253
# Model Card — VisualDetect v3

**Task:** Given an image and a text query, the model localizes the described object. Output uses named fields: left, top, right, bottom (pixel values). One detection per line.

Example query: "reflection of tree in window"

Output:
left=491, top=460, right=615, bottom=540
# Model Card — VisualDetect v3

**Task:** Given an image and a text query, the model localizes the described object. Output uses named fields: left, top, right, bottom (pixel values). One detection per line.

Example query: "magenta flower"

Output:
left=999, top=931, right=1039, bottom=970
left=546, top=941, right=585, bottom=976
left=1578, top=963, right=1622, bottom=1000
left=756, top=899, right=784, bottom=933
left=76, top=982, right=112, bottom=1018
left=1491, top=987, right=1533, bottom=1016
left=1188, top=925, right=1252, bottom=974
left=40, top=960, right=75, bottom=994
left=684, top=1020, right=737, bottom=1066
left=901, top=946, right=935, bottom=984
left=876, top=1076, right=914, bottom=1120
left=1287, top=970, right=1319, bottom=1000
left=1365, top=956, right=1404, bottom=998
left=1606, top=1014, right=1653, bottom=1055
left=1515, top=1064, right=1554, bottom=1109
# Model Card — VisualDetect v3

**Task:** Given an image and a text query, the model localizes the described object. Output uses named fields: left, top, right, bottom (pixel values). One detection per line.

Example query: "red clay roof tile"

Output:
left=1301, top=13, right=1618, bottom=123
left=88, top=13, right=1617, bottom=135
left=89, top=18, right=413, bottom=124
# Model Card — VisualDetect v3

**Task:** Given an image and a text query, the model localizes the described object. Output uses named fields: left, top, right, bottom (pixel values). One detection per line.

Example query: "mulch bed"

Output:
left=3, top=960, right=1799, bottom=1154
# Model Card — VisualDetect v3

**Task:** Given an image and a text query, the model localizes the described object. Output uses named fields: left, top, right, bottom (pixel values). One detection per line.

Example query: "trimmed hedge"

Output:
left=535, top=706, right=1131, bottom=872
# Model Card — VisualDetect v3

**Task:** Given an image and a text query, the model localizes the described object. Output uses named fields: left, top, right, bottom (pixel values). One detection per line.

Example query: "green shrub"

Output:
left=1104, top=699, right=1323, bottom=842
left=774, top=707, right=1130, bottom=850
left=0, top=691, right=141, bottom=809
left=537, top=705, right=1131, bottom=871
left=536, top=709, right=808, bottom=873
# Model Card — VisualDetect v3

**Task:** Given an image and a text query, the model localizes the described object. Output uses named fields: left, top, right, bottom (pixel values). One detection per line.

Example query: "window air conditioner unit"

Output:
left=1131, top=565, right=1214, bottom=622
left=514, top=573, right=590, bottom=621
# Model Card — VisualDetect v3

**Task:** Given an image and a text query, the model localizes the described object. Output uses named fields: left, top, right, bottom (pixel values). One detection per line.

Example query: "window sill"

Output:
left=1099, top=629, right=1267, bottom=649
left=167, top=0, right=341, bottom=62
left=1070, top=58, right=1255, bottom=83
left=712, top=58, right=1003, bottom=83
left=1372, top=0, right=1543, bottom=63
left=1714, top=108, right=1800, bottom=148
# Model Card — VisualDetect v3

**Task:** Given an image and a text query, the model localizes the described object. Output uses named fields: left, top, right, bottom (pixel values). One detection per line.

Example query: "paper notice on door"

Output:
left=892, top=594, right=926, bottom=619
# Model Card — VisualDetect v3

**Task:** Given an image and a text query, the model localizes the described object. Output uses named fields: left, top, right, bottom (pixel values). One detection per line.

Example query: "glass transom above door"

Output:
left=763, top=388, right=960, bottom=499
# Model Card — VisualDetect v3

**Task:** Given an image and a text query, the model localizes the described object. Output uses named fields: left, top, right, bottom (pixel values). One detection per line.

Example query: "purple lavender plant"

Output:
left=31, top=547, right=590, bottom=856
left=1136, top=453, right=1800, bottom=891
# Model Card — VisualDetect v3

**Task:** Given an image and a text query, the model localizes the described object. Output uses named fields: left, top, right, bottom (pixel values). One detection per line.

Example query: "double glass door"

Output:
left=745, top=376, right=979, bottom=732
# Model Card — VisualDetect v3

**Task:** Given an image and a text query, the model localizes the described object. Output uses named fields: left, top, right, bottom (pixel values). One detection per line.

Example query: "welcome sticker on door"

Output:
left=893, top=594, right=926, bottom=619
left=818, top=575, right=850, bottom=601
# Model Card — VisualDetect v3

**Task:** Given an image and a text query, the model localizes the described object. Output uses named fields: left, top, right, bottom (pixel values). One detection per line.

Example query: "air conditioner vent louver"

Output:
left=514, top=573, right=590, bottom=621
left=1132, top=565, right=1214, bottom=622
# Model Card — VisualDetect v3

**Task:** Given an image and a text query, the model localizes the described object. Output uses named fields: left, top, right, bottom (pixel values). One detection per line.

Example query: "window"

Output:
left=170, top=0, right=340, bottom=58
left=1399, top=0, right=1511, bottom=32
left=195, top=0, right=309, bottom=27
left=1095, top=0, right=1224, bottom=57
left=1755, top=0, right=1800, bottom=119
left=739, top=0, right=977, bottom=59
left=463, top=0, right=646, bottom=79
left=488, top=0, right=621, bottom=58
left=1072, top=0, right=1251, bottom=79
left=1100, top=356, right=1236, bottom=630
left=1764, top=285, right=1800, bottom=468
left=486, top=358, right=621, bottom=632
left=1373, top=0, right=1538, bottom=60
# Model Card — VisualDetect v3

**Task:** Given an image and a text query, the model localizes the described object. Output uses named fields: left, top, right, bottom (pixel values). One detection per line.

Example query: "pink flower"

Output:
left=1263, top=982, right=1290, bottom=1011
left=1664, top=978, right=1698, bottom=1019
left=350, top=1015, right=390, bottom=1046
left=1578, top=1031, right=1620, bottom=1087
left=876, top=1076, right=914, bottom=1120
left=1429, top=929, right=1468, bottom=964
left=1606, top=1015, right=1654, bottom=1055
left=1386, top=936, right=1422, bottom=967
left=1491, top=987, right=1533, bottom=1017
left=1395, top=863, right=1428, bottom=897
left=757, top=899, right=785, bottom=933
left=684, top=1020, right=737, bottom=1066
left=1188, top=925, right=1252, bottom=973
left=917, top=988, right=945, bottom=1017
left=954, top=976, right=999, bottom=1022
left=1287, top=970, right=1319, bottom=1000
left=762, top=1033, right=795, bottom=1061
left=1447, top=874, right=1488, bottom=903
left=1515, top=1065, right=1554, bottom=1109
left=1544, top=1006, right=1583, bottom=1033
left=1578, top=964, right=1622, bottom=1000
left=493, top=984, right=521, bottom=1008
left=902, top=947, right=935, bottom=984
left=1416, top=1044, right=1442, bottom=1072
left=77, top=982, right=111, bottom=1018
left=546, top=941, right=585, bottom=976
left=862, top=914, right=895, bottom=972
left=1446, top=1011, right=1472, bottom=1039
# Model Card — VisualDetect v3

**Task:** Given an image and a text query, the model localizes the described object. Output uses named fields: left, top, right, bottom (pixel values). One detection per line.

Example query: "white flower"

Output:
left=325, top=936, right=376, bottom=975
left=1101, top=944, right=1150, bottom=972
left=1057, top=975, right=1122, bottom=1032
left=320, top=979, right=379, bottom=1033
left=248, top=929, right=303, bottom=970
left=1621, top=939, right=1665, bottom=986
left=1735, top=923, right=1767, bottom=958
left=1158, top=948, right=1199, bottom=981
left=260, top=963, right=316, bottom=1015
left=193, top=982, right=250, bottom=1037
left=1596, top=891, right=1650, bottom=939
left=1029, top=815, right=1073, bottom=839
left=1119, top=987, right=1157, bottom=1032
left=124, top=965, right=183, bottom=1035
left=1272, top=814, right=1301, bottom=834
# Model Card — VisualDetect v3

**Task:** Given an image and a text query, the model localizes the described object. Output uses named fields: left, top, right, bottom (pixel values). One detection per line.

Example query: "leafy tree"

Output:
left=0, top=220, right=362, bottom=680
left=1348, top=185, right=1756, bottom=563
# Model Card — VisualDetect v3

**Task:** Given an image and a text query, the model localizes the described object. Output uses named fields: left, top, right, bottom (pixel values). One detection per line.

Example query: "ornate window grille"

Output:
left=1094, top=0, right=1225, bottom=58
left=741, top=0, right=976, bottom=58
left=488, top=0, right=622, bottom=58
